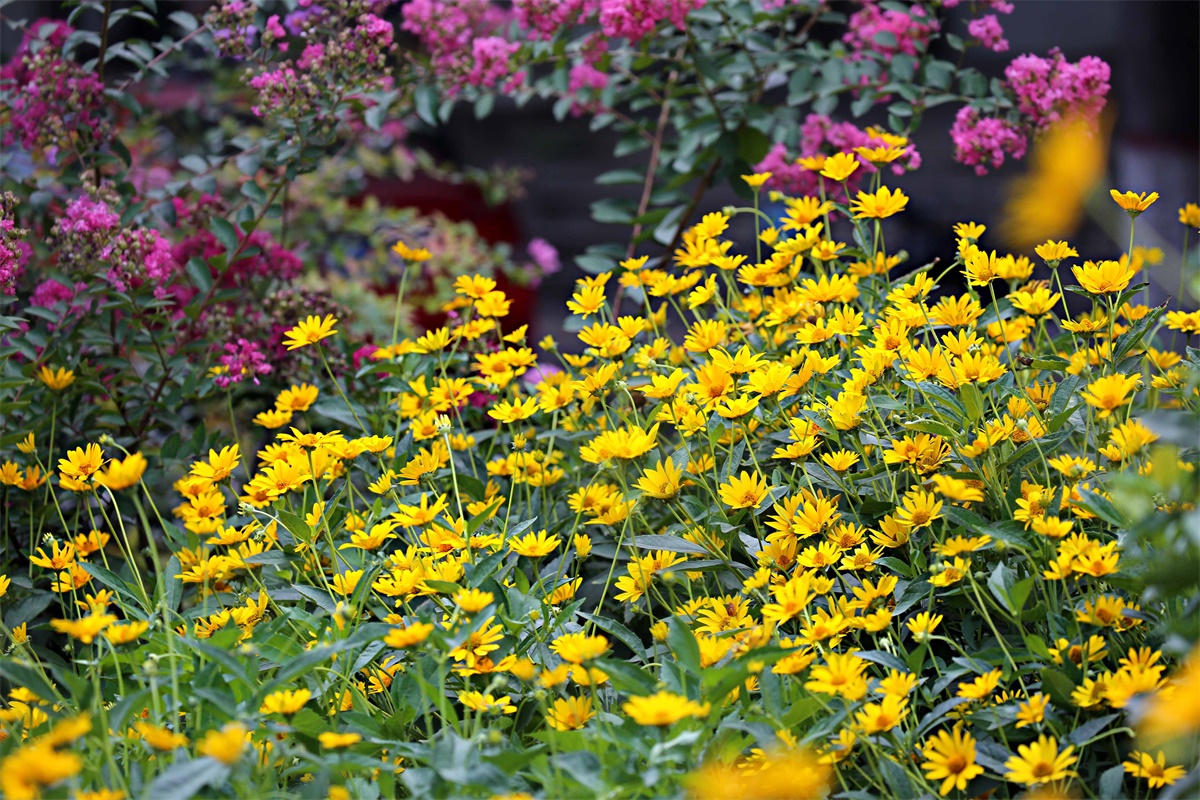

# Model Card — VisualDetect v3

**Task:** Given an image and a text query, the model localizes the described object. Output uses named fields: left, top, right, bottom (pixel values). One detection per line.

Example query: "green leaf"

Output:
left=667, top=616, right=702, bottom=676
left=632, top=535, right=710, bottom=555
left=1040, top=667, right=1077, bottom=706
left=210, top=217, right=238, bottom=255
left=1076, top=489, right=1127, bottom=528
left=143, top=758, right=231, bottom=800
left=0, top=660, right=62, bottom=705
left=592, top=658, right=656, bottom=694
left=414, top=85, right=439, bottom=126
left=958, top=383, right=984, bottom=423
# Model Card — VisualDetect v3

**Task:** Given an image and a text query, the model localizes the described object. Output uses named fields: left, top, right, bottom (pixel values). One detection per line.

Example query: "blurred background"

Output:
left=4, top=0, right=1198, bottom=339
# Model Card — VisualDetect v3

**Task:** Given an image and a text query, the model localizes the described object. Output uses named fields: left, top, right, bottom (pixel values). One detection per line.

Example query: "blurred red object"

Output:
left=358, top=174, right=534, bottom=331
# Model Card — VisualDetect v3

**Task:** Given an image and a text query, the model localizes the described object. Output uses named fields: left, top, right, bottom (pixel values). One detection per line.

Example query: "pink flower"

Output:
left=1004, top=49, right=1110, bottom=131
left=466, top=36, right=520, bottom=89
left=844, top=1, right=938, bottom=59
left=949, top=106, right=1027, bottom=175
left=967, top=14, right=1008, bottom=52
left=598, top=0, right=705, bottom=43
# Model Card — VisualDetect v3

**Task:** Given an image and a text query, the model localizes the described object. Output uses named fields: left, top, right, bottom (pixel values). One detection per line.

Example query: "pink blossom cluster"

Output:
left=754, top=113, right=922, bottom=197
left=1, top=194, right=30, bottom=296
left=466, top=37, right=522, bottom=90
left=1005, top=48, right=1111, bottom=131
left=401, top=0, right=516, bottom=94
left=1, top=36, right=108, bottom=156
left=597, top=0, right=706, bottom=43
left=949, top=106, right=1027, bottom=175
left=53, top=195, right=122, bottom=272
left=967, top=14, right=1008, bottom=53
left=514, top=0, right=596, bottom=39
left=102, top=228, right=178, bottom=300
left=215, top=338, right=273, bottom=388
left=206, top=0, right=259, bottom=58
left=949, top=49, right=1110, bottom=175
left=248, top=67, right=309, bottom=118
left=30, top=278, right=87, bottom=312
left=170, top=197, right=303, bottom=289
left=59, top=197, right=121, bottom=236
left=843, top=1, right=938, bottom=59
left=519, top=237, right=561, bottom=287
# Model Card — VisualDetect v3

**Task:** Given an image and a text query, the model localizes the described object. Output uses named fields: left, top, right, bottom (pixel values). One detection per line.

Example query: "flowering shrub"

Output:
left=399, top=0, right=1112, bottom=264
left=3, top=149, right=1200, bottom=796
left=2, top=2, right=1199, bottom=799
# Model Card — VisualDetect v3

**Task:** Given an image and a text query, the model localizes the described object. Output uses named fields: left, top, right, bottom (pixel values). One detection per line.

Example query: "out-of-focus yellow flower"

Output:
left=1000, top=113, right=1109, bottom=250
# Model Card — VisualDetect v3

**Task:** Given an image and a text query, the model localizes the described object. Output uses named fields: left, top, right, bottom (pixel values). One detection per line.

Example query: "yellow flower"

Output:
left=95, top=452, right=147, bottom=491
left=1072, top=259, right=1133, bottom=295
left=282, top=314, right=338, bottom=350
left=1081, top=373, right=1140, bottom=418
left=51, top=613, right=117, bottom=643
left=37, top=365, right=76, bottom=391
left=197, top=723, right=248, bottom=764
left=855, top=695, right=908, bottom=733
left=0, top=742, right=83, bottom=800
left=956, top=669, right=1002, bottom=701
left=30, top=539, right=76, bottom=570
left=0, top=573, right=8, bottom=598
left=1003, top=735, right=1077, bottom=786
left=318, top=731, right=362, bottom=749
left=622, top=691, right=709, bottom=726
left=509, top=529, right=561, bottom=558
left=275, top=383, right=319, bottom=412
left=331, top=569, right=364, bottom=596
left=921, top=724, right=984, bottom=796
left=1009, top=287, right=1061, bottom=317
left=58, top=442, right=105, bottom=481
left=453, top=588, right=495, bottom=614
left=550, top=632, right=610, bottom=664
left=392, top=240, right=433, bottom=261
left=810, top=240, right=846, bottom=261
left=546, top=696, right=595, bottom=731
left=1124, top=750, right=1187, bottom=789
left=718, top=470, right=770, bottom=509
left=135, top=721, right=189, bottom=750
left=487, top=396, right=540, bottom=423
left=458, top=691, right=517, bottom=715
left=896, top=488, right=943, bottom=529
left=102, top=620, right=149, bottom=645
left=384, top=622, right=435, bottom=649
left=1110, top=188, right=1158, bottom=215
left=1034, top=239, right=1078, bottom=265
left=190, top=444, right=241, bottom=483
left=741, top=172, right=772, bottom=188
left=1016, top=693, right=1050, bottom=728
left=850, top=186, right=908, bottom=219
left=253, top=408, right=293, bottom=429
left=17, top=432, right=35, bottom=454
left=260, top=688, right=312, bottom=715
left=928, top=557, right=970, bottom=587
left=906, top=612, right=942, bottom=642
left=1179, top=203, right=1200, bottom=227
left=819, top=152, right=860, bottom=182
left=635, top=457, right=685, bottom=500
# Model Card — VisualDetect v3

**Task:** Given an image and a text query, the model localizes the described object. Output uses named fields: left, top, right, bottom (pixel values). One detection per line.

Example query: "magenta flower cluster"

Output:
left=843, top=1, right=938, bottom=59
left=1, top=194, right=30, bottom=296
left=215, top=338, right=274, bottom=388
left=950, top=48, right=1110, bottom=175
left=0, top=19, right=107, bottom=158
